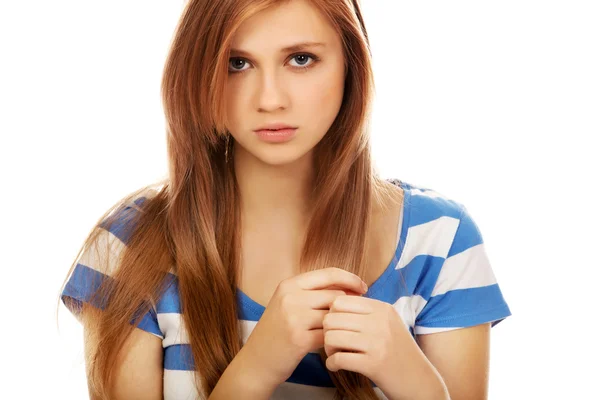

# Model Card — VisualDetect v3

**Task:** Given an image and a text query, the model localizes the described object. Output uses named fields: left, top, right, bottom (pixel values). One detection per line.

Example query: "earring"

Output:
left=225, top=133, right=231, bottom=163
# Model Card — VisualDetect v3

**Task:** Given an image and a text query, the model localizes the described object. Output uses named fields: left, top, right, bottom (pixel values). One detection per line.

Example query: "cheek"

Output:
left=297, top=70, right=345, bottom=126
left=224, top=82, right=249, bottom=126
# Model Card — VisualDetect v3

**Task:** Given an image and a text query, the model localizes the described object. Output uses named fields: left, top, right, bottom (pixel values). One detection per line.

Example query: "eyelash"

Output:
left=228, top=53, right=320, bottom=75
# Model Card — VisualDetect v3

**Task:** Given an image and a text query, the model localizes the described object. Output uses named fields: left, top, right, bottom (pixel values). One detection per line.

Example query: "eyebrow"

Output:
left=229, top=41, right=326, bottom=57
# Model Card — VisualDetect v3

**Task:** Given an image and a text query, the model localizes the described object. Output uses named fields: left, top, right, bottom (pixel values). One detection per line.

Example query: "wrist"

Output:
left=209, top=345, right=279, bottom=400
left=377, top=345, right=449, bottom=400
left=233, top=344, right=282, bottom=393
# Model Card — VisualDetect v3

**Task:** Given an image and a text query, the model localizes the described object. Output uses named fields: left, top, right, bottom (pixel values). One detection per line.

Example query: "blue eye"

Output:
left=228, top=53, right=320, bottom=74
left=289, top=54, right=313, bottom=67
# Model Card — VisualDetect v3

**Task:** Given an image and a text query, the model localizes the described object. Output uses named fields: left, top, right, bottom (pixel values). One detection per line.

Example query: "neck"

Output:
left=232, top=143, right=314, bottom=225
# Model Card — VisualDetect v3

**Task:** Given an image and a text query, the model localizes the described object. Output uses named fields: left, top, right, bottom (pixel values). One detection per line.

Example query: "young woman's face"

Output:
left=224, top=0, right=346, bottom=166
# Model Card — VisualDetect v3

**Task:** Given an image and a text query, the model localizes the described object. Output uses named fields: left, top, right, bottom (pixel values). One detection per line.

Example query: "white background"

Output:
left=1, top=1, right=598, bottom=398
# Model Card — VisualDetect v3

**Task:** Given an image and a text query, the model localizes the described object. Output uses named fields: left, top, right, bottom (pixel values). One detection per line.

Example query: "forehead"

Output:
left=230, top=0, right=338, bottom=54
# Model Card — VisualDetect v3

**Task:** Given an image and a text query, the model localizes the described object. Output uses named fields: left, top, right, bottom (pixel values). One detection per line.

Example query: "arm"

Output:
left=382, top=343, right=450, bottom=400
left=83, top=301, right=279, bottom=400
left=372, top=318, right=451, bottom=400
left=377, top=324, right=491, bottom=400
left=82, top=303, right=163, bottom=400
left=415, top=323, right=491, bottom=400
left=208, top=344, right=280, bottom=400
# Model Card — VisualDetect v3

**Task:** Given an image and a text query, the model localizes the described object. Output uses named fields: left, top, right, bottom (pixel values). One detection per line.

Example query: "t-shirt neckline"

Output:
left=236, top=179, right=412, bottom=320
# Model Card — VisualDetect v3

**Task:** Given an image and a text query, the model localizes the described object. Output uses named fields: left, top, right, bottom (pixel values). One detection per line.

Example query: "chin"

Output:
left=252, top=144, right=314, bottom=167
left=254, top=151, right=306, bottom=167
left=232, top=133, right=318, bottom=167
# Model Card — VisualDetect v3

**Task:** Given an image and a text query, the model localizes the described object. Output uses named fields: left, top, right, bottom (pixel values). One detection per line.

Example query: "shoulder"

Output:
left=389, top=179, right=466, bottom=225
left=71, top=186, right=164, bottom=279
left=98, top=186, right=161, bottom=245
left=384, top=178, right=476, bottom=262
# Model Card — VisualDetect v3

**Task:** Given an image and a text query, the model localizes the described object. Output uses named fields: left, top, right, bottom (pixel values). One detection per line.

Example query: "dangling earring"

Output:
left=225, top=133, right=231, bottom=163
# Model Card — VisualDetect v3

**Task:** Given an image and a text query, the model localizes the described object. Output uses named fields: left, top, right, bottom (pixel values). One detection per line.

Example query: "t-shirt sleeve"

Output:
left=60, top=202, right=164, bottom=339
left=413, top=203, right=512, bottom=335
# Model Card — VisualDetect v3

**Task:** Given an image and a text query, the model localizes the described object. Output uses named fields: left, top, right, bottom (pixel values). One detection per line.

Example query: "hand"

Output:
left=322, top=295, right=414, bottom=389
left=241, top=267, right=368, bottom=389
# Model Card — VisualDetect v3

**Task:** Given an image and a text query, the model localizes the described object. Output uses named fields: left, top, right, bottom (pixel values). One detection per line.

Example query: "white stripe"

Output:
left=414, top=326, right=464, bottom=335
left=78, top=229, right=126, bottom=276
left=396, top=216, right=460, bottom=270
left=163, top=369, right=203, bottom=400
left=431, top=243, right=498, bottom=296
left=412, top=294, right=428, bottom=318
left=157, top=313, right=190, bottom=346
left=393, top=294, right=427, bottom=328
left=239, top=319, right=257, bottom=346
left=77, top=189, right=161, bottom=276
left=410, top=188, right=449, bottom=200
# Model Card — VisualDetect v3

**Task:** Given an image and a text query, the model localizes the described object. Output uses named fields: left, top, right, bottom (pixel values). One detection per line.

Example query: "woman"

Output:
left=59, top=0, right=512, bottom=399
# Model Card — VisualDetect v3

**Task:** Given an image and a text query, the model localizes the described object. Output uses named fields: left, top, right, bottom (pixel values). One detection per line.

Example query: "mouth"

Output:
left=253, top=123, right=298, bottom=132
left=253, top=127, right=298, bottom=142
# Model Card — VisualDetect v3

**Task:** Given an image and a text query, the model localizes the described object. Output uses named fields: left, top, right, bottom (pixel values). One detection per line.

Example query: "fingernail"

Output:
left=362, top=281, right=368, bottom=292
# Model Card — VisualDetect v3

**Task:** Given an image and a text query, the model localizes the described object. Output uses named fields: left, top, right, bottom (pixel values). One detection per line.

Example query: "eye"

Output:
left=289, top=54, right=315, bottom=68
left=228, top=53, right=319, bottom=74
left=229, top=58, right=248, bottom=73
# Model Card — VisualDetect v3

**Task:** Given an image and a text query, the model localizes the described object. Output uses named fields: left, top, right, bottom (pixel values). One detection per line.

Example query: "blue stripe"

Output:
left=364, top=185, right=410, bottom=297
left=236, top=289, right=265, bottom=321
left=415, top=284, right=512, bottom=328
left=62, top=263, right=113, bottom=310
left=164, top=344, right=195, bottom=370
left=98, top=196, right=148, bottom=245
left=447, top=206, right=484, bottom=257
left=155, top=276, right=263, bottom=318
left=287, top=353, right=378, bottom=387
left=135, top=309, right=163, bottom=337
left=61, top=263, right=163, bottom=337
left=399, top=180, right=432, bottom=193
left=367, top=254, right=445, bottom=305
left=155, top=273, right=181, bottom=313
left=406, top=190, right=463, bottom=228
left=287, top=353, right=334, bottom=387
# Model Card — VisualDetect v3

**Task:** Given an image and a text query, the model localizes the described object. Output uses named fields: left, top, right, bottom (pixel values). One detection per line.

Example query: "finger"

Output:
left=296, top=267, right=367, bottom=295
left=306, top=328, right=325, bottom=353
left=329, top=294, right=373, bottom=314
left=322, top=312, right=364, bottom=333
left=326, top=351, right=366, bottom=374
left=322, top=285, right=364, bottom=296
left=304, top=309, right=329, bottom=330
left=324, top=330, right=367, bottom=354
left=302, top=289, right=352, bottom=310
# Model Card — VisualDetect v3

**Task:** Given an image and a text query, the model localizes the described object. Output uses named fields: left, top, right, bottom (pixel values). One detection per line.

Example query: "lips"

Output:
left=254, top=123, right=297, bottom=131
left=254, top=127, right=297, bottom=142
left=254, top=128, right=297, bottom=135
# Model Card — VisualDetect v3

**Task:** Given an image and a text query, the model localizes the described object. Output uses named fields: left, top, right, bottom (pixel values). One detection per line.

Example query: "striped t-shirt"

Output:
left=61, top=178, right=512, bottom=399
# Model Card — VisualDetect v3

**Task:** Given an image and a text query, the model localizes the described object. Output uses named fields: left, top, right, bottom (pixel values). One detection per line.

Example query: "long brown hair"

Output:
left=58, top=0, right=400, bottom=398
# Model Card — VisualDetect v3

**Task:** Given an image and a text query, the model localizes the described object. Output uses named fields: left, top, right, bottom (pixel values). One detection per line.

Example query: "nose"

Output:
left=256, top=69, right=289, bottom=112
